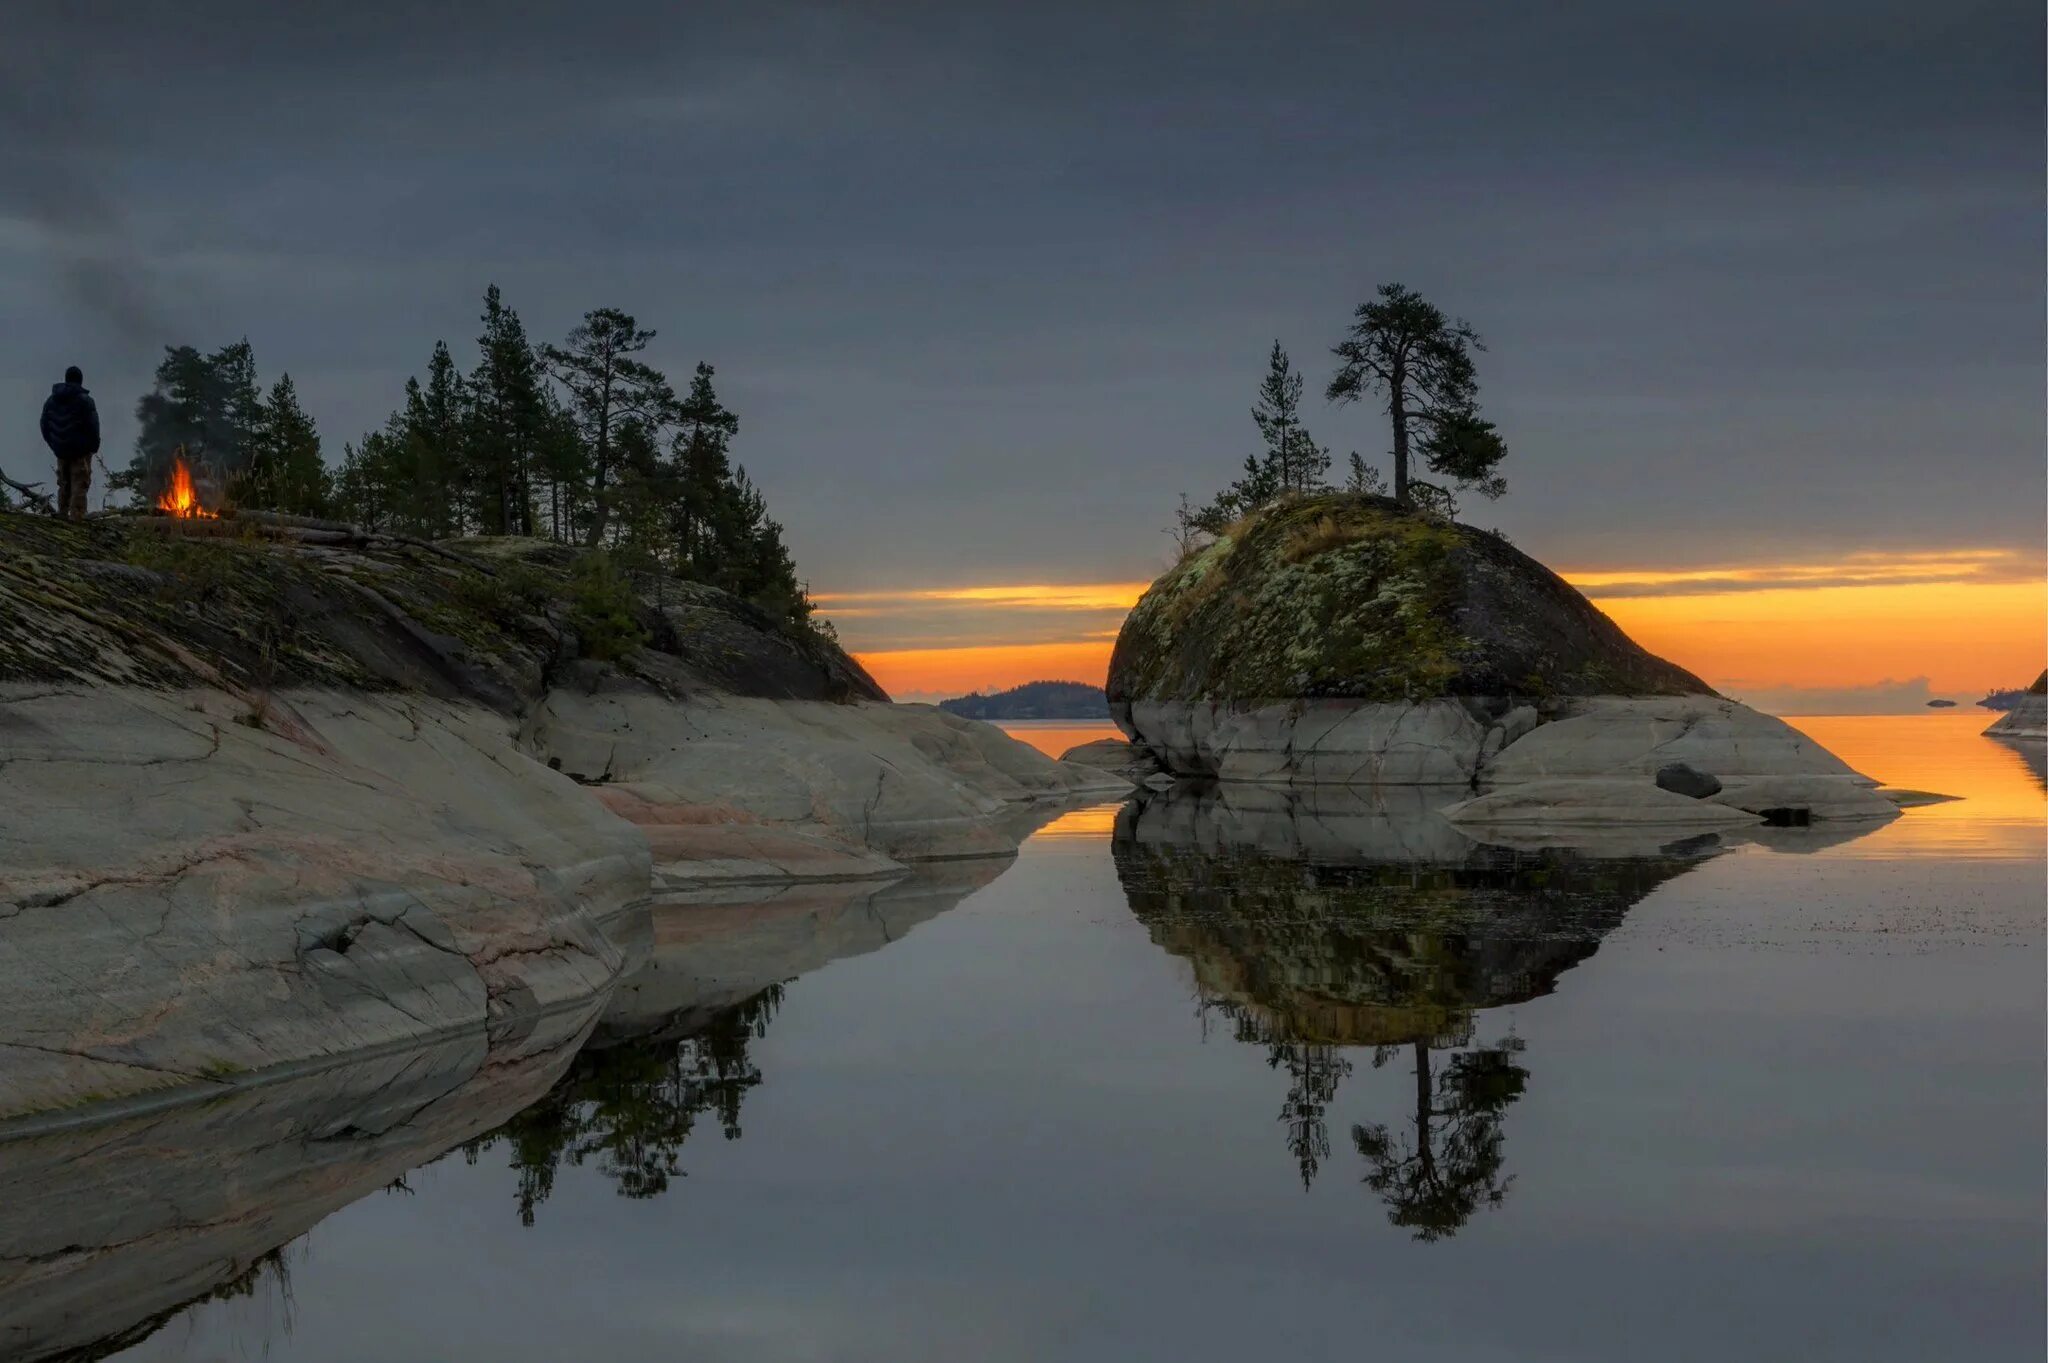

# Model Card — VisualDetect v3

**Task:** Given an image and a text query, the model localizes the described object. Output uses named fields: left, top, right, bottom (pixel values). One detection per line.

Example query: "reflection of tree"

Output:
left=1269, top=1040, right=1352, bottom=1189
left=1353, top=1038, right=1528, bottom=1241
left=465, top=985, right=782, bottom=1224
left=1119, top=830, right=1703, bottom=1237
left=55, top=1247, right=296, bottom=1363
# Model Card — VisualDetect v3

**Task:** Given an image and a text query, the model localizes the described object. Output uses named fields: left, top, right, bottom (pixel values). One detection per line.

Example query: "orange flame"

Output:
left=156, top=453, right=216, bottom=518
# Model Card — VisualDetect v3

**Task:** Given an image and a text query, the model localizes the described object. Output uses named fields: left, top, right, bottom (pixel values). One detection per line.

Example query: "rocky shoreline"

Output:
left=0, top=859, right=1007, bottom=1361
left=0, top=514, right=1124, bottom=1125
left=1104, top=494, right=1912, bottom=833
left=1984, top=669, right=2047, bottom=739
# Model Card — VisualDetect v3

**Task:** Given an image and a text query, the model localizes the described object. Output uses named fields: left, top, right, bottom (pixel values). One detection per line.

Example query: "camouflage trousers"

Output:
left=55, top=455, right=91, bottom=521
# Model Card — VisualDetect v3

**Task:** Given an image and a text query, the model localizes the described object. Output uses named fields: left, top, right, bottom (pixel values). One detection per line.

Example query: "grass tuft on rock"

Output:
left=567, top=551, right=652, bottom=662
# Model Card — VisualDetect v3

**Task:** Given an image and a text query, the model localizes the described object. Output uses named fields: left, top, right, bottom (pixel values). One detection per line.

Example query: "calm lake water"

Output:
left=9, top=714, right=2041, bottom=1362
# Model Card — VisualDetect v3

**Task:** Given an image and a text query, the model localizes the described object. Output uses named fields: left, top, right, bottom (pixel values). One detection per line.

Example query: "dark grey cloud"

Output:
left=2, top=1, right=2038, bottom=589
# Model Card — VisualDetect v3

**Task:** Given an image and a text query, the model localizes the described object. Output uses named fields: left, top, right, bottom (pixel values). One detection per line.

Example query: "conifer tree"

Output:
left=215, top=341, right=264, bottom=466
left=1251, top=340, right=1329, bottom=495
left=240, top=373, right=330, bottom=515
left=152, top=289, right=826, bottom=634
left=333, top=429, right=398, bottom=530
left=1344, top=451, right=1387, bottom=495
left=721, top=465, right=809, bottom=620
left=1193, top=342, right=1329, bottom=530
left=669, top=363, right=739, bottom=574
left=542, top=307, right=676, bottom=547
left=467, top=285, right=550, bottom=536
left=400, top=341, right=465, bottom=537
left=1328, top=284, right=1507, bottom=513
left=126, top=339, right=264, bottom=499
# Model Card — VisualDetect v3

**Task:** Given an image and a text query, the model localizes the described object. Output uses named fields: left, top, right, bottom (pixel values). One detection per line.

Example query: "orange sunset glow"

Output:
left=857, top=640, right=1124, bottom=700
left=1595, top=581, right=2045, bottom=695
left=844, top=547, right=2046, bottom=708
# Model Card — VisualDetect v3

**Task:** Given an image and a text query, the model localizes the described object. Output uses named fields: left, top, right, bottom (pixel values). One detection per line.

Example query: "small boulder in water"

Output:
left=1060, top=737, right=1164, bottom=785
left=1708, top=775, right=1903, bottom=822
left=1655, top=762, right=1723, bottom=799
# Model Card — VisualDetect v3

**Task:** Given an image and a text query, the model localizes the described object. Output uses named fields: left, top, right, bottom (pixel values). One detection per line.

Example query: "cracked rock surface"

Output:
left=0, top=684, right=648, bottom=1120
left=0, top=515, right=1122, bottom=1122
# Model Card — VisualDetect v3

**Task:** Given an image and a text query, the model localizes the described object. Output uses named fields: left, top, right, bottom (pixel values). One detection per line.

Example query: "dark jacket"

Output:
left=40, top=381, right=101, bottom=459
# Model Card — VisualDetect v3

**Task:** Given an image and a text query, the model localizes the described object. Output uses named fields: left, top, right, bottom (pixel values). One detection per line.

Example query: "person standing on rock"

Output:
left=39, top=365, right=101, bottom=521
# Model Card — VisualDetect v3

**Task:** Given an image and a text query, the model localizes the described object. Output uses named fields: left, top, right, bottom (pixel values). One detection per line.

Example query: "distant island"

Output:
left=1925, top=699, right=1957, bottom=708
left=939, top=680, right=1109, bottom=720
left=1977, top=687, right=2030, bottom=711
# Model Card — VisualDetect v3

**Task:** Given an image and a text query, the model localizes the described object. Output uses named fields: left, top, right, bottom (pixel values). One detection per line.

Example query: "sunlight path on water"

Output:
left=992, top=720, right=1121, bottom=761
left=1029, top=803, right=1126, bottom=839
left=1787, top=713, right=2045, bottom=859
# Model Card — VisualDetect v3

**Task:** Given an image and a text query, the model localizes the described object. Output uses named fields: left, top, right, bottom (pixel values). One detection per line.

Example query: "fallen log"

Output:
left=122, top=515, right=365, bottom=546
left=233, top=508, right=364, bottom=535
left=280, top=529, right=364, bottom=546
left=104, top=507, right=493, bottom=570
left=1, top=473, right=55, bottom=514
left=123, top=515, right=252, bottom=538
left=364, top=533, right=500, bottom=575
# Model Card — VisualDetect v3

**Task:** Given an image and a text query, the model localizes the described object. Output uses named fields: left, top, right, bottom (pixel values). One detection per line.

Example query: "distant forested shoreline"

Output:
left=938, top=680, right=1109, bottom=720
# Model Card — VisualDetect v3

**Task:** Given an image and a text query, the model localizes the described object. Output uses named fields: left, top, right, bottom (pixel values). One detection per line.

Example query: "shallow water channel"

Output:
left=5, top=715, right=2041, bottom=1361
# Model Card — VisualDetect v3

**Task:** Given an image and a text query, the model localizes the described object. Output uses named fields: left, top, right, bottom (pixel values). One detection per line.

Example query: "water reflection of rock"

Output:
left=0, top=861, right=1000, bottom=1358
left=1115, top=782, right=1712, bottom=1238
left=597, top=859, right=1009, bottom=1047
left=464, top=862, right=1004, bottom=1223
left=1988, top=735, right=2047, bottom=792
left=0, top=1002, right=602, bottom=1363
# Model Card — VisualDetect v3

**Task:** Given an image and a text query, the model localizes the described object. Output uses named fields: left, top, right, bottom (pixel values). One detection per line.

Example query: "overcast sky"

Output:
left=3, top=1, right=2040, bottom=602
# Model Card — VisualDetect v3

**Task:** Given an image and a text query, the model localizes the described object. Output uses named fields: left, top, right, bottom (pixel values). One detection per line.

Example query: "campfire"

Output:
left=156, top=452, right=218, bottom=519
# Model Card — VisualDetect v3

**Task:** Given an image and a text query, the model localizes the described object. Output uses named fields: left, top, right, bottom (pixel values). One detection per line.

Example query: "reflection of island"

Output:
left=0, top=863, right=1000, bottom=1358
left=1115, top=783, right=1711, bottom=1238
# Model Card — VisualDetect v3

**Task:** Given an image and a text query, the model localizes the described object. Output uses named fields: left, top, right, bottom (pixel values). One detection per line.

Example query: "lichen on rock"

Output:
left=1106, top=494, right=1887, bottom=821
left=1109, top=493, right=1708, bottom=709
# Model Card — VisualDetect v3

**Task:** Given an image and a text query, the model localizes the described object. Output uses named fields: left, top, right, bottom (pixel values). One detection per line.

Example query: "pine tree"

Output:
left=533, top=393, right=588, bottom=543
left=1345, top=451, right=1387, bottom=495
left=669, top=363, right=739, bottom=575
left=1328, top=284, right=1507, bottom=513
left=333, top=343, right=466, bottom=537
left=126, top=339, right=265, bottom=501
left=722, top=466, right=811, bottom=622
left=334, top=428, right=400, bottom=530
left=214, top=340, right=263, bottom=469
left=541, top=307, right=676, bottom=548
left=603, top=416, right=677, bottom=568
left=1192, top=342, right=1329, bottom=530
left=467, top=286, right=550, bottom=536
left=1166, top=492, right=1202, bottom=555
left=399, top=341, right=465, bottom=537
left=239, top=373, right=330, bottom=515
left=1250, top=341, right=1329, bottom=495
left=125, top=291, right=827, bottom=634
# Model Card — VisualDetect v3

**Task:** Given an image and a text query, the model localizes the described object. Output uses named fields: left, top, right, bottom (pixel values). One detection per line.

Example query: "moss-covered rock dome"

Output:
left=1108, top=493, right=1709, bottom=707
